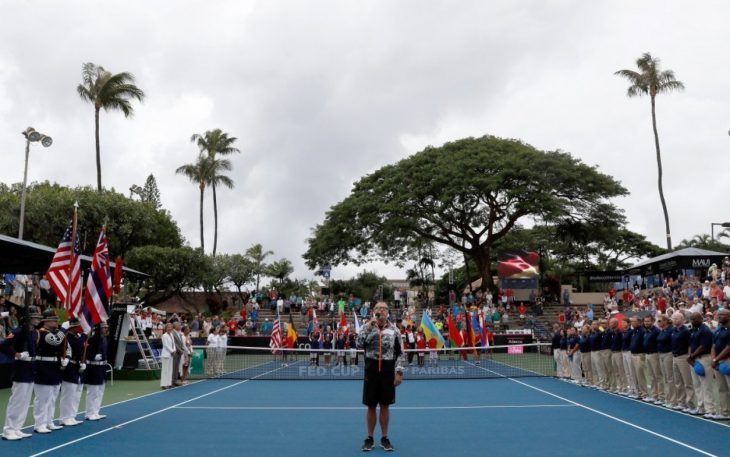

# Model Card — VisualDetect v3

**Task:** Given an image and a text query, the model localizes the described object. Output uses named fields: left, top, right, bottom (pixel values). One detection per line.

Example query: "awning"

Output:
left=0, top=234, right=147, bottom=277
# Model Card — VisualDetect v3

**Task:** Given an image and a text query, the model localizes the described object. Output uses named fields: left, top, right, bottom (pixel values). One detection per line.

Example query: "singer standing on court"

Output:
left=160, top=323, right=175, bottom=389
left=355, top=302, right=404, bottom=452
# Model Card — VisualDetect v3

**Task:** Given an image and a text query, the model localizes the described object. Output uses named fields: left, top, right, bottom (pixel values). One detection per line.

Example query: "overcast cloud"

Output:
left=1, top=0, right=728, bottom=282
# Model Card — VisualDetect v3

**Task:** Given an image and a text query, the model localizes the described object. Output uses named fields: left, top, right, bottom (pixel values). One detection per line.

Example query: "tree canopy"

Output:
left=304, top=135, right=629, bottom=290
left=0, top=182, right=182, bottom=256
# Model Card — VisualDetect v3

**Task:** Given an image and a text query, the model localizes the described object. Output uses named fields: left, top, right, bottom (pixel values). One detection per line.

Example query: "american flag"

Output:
left=47, top=222, right=81, bottom=313
left=270, top=313, right=282, bottom=354
left=83, top=228, right=112, bottom=327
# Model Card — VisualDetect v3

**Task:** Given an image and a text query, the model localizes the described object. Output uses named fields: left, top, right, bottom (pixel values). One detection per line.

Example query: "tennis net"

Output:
left=188, top=343, right=554, bottom=381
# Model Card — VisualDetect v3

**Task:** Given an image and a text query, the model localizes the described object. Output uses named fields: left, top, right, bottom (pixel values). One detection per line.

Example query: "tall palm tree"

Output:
left=176, top=154, right=211, bottom=252
left=245, top=243, right=274, bottom=292
left=615, top=53, right=684, bottom=250
left=205, top=156, right=235, bottom=256
left=191, top=129, right=240, bottom=256
left=77, top=63, right=145, bottom=192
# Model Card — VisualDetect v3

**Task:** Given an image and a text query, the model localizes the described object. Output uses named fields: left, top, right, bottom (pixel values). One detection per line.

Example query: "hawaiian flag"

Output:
left=270, top=313, right=282, bottom=354
left=47, top=221, right=82, bottom=314
left=83, top=228, right=112, bottom=328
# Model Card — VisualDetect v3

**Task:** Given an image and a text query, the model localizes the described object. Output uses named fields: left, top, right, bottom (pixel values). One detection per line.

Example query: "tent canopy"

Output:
left=625, top=247, right=729, bottom=276
left=0, top=234, right=146, bottom=277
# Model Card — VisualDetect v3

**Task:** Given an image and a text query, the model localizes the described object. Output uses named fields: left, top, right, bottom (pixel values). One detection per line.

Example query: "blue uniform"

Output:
left=1, top=325, right=37, bottom=383
left=629, top=327, right=645, bottom=354
left=712, top=325, right=730, bottom=356
left=671, top=325, right=690, bottom=356
left=610, top=330, right=623, bottom=352
left=61, top=331, right=87, bottom=384
left=589, top=331, right=603, bottom=351
left=689, top=324, right=713, bottom=354
left=34, top=328, right=65, bottom=386
left=84, top=332, right=108, bottom=385
left=621, top=329, right=632, bottom=351
left=559, top=336, right=568, bottom=351
left=568, top=335, right=580, bottom=352
left=579, top=335, right=592, bottom=353
left=643, top=326, right=659, bottom=354
left=656, top=326, right=673, bottom=354
left=601, top=330, right=614, bottom=351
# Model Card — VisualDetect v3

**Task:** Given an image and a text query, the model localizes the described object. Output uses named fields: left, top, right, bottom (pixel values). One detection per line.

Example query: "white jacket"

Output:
left=161, top=332, right=175, bottom=359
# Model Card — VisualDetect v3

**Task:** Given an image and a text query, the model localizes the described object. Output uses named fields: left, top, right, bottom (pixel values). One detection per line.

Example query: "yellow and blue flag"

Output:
left=420, top=313, right=446, bottom=348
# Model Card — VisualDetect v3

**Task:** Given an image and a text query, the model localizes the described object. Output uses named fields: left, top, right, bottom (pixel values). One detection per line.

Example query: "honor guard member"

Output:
left=629, top=317, right=648, bottom=399
left=589, top=321, right=605, bottom=389
left=59, top=318, right=87, bottom=426
left=599, top=319, right=614, bottom=391
left=33, top=309, right=66, bottom=433
left=710, top=309, right=730, bottom=420
left=688, top=312, right=715, bottom=417
left=608, top=318, right=625, bottom=394
left=1, top=306, right=42, bottom=441
left=84, top=321, right=109, bottom=421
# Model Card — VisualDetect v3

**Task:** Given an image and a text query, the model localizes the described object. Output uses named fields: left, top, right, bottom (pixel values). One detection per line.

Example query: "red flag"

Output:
left=447, top=312, right=463, bottom=347
left=339, top=311, right=347, bottom=329
left=113, top=256, right=124, bottom=293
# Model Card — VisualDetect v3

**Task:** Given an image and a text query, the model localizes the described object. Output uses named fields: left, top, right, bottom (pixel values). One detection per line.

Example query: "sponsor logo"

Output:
left=691, top=258, right=711, bottom=268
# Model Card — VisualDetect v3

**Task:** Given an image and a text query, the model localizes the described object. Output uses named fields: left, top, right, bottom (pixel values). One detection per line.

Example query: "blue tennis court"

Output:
left=3, top=364, right=728, bottom=457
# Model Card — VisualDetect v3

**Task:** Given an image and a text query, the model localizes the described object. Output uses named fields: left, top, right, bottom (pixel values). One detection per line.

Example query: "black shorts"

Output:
left=362, top=359, right=396, bottom=406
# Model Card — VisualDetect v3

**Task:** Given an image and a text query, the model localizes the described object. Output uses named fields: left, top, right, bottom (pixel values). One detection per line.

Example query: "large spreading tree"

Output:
left=304, top=135, right=628, bottom=291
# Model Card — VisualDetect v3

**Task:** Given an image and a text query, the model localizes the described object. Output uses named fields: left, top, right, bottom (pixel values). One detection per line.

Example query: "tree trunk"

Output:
left=473, top=248, right=496, bottom=293
left=95, top=107, right=102, bottom=192
left=651, top=95, right=672, bottom=250
left=212, top=183, right=218, bottom=257
left=463, top=252, right=474, bottom=293
left=199, top=184, right=205, bottom=252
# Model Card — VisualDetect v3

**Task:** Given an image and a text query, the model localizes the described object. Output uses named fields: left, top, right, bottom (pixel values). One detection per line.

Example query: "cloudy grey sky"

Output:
left=1, top=0, right=728, bottom=282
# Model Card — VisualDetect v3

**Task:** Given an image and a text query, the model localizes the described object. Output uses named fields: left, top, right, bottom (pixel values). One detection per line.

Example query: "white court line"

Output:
left=466, top=361, right=718, bottom=457
left=20, top=357, right=276, bottom=431
left=29, top=361, right=300, bottom=457
left=174, top=404, right=577, bottom=411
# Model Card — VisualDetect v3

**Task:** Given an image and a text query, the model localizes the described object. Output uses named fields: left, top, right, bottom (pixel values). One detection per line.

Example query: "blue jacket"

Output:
left=643, top=326, right=660, bottom=354
left=629, top=327, right=645, bottom=354
left=671, top=325, right=690, bottom=356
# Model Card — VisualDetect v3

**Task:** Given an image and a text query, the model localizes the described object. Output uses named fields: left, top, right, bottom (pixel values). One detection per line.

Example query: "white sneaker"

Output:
left=653, top=400, right=663, bottom=405
left=671, top=405, right=683, bottom=410
left=712, top=414, right=730, bottom=420
left=62, top=419, right=82, bottom=426
left=703, top=413, right=715, bottom=419
left=17, top=430, right=32, bottom=438
left=1, top=430, right=22, bottom=441
left=642, top=397, right=654, bottom=402
left=34, top=426, right=51, bottom=434
left=86, top=414, right=107, bottom=421
left=47, top=423, right=63, bottom=431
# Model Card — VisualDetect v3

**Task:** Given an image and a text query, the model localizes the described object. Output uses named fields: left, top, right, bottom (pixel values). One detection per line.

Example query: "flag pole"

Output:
left=66, top=201, right=79, bottom=314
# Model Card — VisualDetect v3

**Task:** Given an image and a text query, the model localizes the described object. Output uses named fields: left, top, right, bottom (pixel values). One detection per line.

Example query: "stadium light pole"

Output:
left=19, top=127, right=53, bottom=240
left=710, top=222, right=730, bottom=241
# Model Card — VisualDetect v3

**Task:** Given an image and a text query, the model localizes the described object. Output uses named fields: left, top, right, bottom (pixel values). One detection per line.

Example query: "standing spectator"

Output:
left=205, top=326, right=219, bottom=376
left=563, top=289, right=570, bottom=306
left=688, top=312, right=714, bottom=416
left=160, top=324, right=175, bottom=389
left=190, top=315, right=200, bottom=338
left=671, top=312, right=695, bottom=412
left=181, top=325, right=193, bottom=385
left=710, top=309, right=730, bottom=419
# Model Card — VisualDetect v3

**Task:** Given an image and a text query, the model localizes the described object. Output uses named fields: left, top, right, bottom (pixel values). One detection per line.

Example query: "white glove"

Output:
left=0, top=311, right=8, bottom=318
left=61, top=358, right=69, bottom=367
left=94, top=354, right=102, bottom=361
left=79, top=363, right=86, bottom=372
left=18, top=352, right=32, bottom=362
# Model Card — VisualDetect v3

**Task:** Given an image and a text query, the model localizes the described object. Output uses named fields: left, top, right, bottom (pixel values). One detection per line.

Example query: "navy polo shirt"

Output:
left=579, top=335, right=591, bottom=353
left=568, top=335, right=580, bottom=351
left=610, top=330, right=623, bottom=352
left=589, top=331, right=603, bottom=351
left=671, top=325, right=690, bottom=356
left=689, top=324, right=713, bottom=354
left=552, top=332, right=562, bottom=350
left=601, top=330, right=613, bottom=350
left=656, top=326, right=673, bottom=353
left=630, top=327, right=645, bottom=354
left=559, top=336, right=568, bottom=350
left=713, top=325, right=730, bottom=355
left=643, top=326, right=660, bottom=354
left=621, top=329, right=632, bottom=351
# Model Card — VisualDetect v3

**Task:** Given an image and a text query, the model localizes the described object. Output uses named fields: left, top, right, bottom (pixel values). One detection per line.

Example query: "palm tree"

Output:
left=245, top=243, right=274, bottom=292
left=191, top=129, right=240, bottom=256
left=77, top=63, right=145, bottom=192
left=615, top=53, right=684, bottom=250
left=266, top=259, right=294, bottom=290
left=176, top=154, right=211, bottom=252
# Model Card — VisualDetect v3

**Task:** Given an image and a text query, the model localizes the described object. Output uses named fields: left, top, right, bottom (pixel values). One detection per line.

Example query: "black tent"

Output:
left=0, top=234, right=146, bottom=276
left=625, top=247, right=729, bottom=276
